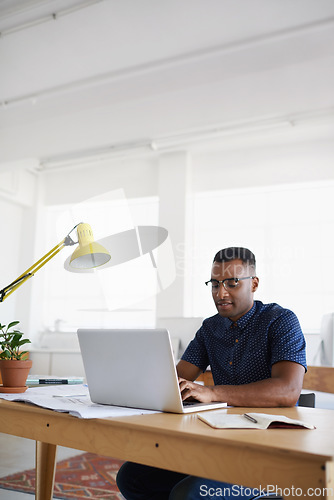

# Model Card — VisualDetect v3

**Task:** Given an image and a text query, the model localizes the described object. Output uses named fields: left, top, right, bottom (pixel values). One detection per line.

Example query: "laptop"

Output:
left=77, top=328, right=227, bottom=413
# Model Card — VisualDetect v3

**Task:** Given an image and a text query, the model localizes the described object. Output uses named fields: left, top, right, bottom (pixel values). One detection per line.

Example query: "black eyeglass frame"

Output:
left=205, top=276, right=256, bottom=290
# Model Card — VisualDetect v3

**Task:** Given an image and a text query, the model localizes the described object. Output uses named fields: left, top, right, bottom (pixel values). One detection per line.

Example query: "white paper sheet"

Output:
left=0, top=384, right=158, bottom=418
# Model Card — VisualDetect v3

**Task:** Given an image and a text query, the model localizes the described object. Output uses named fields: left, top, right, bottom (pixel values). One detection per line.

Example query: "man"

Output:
left=117, top=247, right=306, bottom=499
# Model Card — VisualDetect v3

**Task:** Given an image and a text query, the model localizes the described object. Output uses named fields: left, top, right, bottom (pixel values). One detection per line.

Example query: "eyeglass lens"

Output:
left=206, top=277, right=254, bottom=290
left=210, top=279, right=239, bottom=290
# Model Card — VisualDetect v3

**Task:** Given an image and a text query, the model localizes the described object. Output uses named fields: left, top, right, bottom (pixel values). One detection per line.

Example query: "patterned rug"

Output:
left=0, top=452, right=125, bottom=499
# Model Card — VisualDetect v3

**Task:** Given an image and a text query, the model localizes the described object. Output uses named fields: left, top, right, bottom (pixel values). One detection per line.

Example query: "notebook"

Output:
left=198, top=411, right=315, bottom=429
left=77, top=328, right=227, bottom=414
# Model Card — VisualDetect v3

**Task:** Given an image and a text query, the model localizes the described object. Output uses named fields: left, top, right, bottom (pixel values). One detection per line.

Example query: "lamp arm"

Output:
left=0, top=222, right=85, bottom=302
left=0, top=273, right=33, bottom=302
left=0, top=239, right=66, bottom=302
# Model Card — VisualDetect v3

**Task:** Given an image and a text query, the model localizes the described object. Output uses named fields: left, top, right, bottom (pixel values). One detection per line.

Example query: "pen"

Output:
left=243, top=413, right=258, bottom=423
left=52, top=394, right=87, bottom=398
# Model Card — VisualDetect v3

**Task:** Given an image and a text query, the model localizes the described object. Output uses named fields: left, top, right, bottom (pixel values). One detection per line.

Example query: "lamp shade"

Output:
left=69, top=223, right=111, bottom=269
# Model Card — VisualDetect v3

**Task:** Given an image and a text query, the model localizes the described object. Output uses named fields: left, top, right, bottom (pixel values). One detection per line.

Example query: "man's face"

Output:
left=210, top=259, right=259, bottom=322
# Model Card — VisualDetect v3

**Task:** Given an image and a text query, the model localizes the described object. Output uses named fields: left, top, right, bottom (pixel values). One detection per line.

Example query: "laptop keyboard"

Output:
left=183, top=400, right=201, bottom=407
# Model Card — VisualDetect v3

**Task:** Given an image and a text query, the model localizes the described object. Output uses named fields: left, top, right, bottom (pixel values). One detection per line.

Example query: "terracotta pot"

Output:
left=0, top=359, right=32, bottom=389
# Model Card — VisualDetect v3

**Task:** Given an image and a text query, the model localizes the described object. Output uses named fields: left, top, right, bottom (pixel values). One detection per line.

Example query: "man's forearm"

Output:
left=211, top=377, right=299, bottom=407
left=179, top=361, right=305, bottom=407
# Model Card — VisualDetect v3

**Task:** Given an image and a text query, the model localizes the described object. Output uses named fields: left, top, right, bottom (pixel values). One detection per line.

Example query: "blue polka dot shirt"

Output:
left=181, top=301, right=307, bottom=385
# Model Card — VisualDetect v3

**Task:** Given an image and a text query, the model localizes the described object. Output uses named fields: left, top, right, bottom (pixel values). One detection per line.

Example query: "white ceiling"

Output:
left=0, top=0, right=334, bottom=166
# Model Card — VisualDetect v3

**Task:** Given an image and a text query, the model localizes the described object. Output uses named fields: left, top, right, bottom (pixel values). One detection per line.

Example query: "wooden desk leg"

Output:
left=326, top=461, right=334, bottom=499
left=35, top=441, right=57, bottom=500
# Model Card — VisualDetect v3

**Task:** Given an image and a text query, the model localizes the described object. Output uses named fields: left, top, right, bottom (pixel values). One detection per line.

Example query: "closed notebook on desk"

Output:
left=77, top=328, right=227, bottom=414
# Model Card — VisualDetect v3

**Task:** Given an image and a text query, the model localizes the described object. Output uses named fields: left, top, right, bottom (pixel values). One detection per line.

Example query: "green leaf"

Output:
left=7, top=321, right=20, bottom=329
left=12, top=333, right=23, bottom=342
left=18, top=351, right=29, bottom=359
left=0, top=320, right=30, bottom=359
left=17, top=339, right=31, bottom=347
left=0, top=350, right=11, bottom=360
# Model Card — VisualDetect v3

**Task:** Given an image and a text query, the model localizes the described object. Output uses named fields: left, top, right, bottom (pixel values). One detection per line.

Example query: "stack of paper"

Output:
left=0, top=384, right=157, bottom=419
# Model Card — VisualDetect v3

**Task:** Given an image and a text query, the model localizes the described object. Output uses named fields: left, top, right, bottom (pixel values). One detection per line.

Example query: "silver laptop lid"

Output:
left=77, top=328, right=185, bottom=412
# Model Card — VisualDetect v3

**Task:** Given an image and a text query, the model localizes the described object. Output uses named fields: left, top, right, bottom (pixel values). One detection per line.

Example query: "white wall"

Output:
left=0, top=198, right=23, bottom=324
left=42, top=157, right=159, bottom=205
left=192, top=136, right=334, bottom=191
left=0, top=169, right=38, bottom=331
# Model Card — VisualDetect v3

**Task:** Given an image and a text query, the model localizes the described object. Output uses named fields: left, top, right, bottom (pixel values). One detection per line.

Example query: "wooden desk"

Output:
left=0, top=400, right=333, bottom=499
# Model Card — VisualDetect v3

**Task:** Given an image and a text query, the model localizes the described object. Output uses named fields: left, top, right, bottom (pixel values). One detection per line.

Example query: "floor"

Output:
left=0, top=433, right=84, bottom=499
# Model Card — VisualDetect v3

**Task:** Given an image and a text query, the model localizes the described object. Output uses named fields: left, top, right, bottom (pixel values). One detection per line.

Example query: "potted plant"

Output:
left=0, top=321, right=32, bottom=393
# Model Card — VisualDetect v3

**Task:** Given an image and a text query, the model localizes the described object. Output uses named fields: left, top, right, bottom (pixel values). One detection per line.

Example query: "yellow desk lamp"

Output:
left=0, top=223, right=111, bottom=302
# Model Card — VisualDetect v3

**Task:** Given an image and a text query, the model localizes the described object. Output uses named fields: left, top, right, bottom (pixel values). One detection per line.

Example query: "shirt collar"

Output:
left=224, top=301, right=257, bottom=330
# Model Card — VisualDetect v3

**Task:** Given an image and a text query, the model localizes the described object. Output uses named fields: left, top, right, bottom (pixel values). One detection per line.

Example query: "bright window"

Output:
left=185, top=181, right=334, bottom=333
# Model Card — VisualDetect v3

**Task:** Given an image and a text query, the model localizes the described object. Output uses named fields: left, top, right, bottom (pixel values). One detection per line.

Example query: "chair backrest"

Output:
left=303, top=366, right=334, bottom=393
left=297, top=392, right=315, bottom=407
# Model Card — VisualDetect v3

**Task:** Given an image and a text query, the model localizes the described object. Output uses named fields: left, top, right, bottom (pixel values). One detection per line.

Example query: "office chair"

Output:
left=297, top=392, right=316, bottom=407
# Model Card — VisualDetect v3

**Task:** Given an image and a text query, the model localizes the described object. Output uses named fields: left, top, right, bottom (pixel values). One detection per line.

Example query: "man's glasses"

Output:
left=205, top=277, right=255, bottom=291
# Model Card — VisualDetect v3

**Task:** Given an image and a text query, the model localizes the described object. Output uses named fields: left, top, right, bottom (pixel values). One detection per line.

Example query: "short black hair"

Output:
left=213, top=247, right=256, bottom=269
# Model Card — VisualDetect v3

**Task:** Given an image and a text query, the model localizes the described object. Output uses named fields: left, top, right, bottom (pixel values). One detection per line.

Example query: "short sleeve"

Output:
left=269, top=309, right=307, bottom=371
